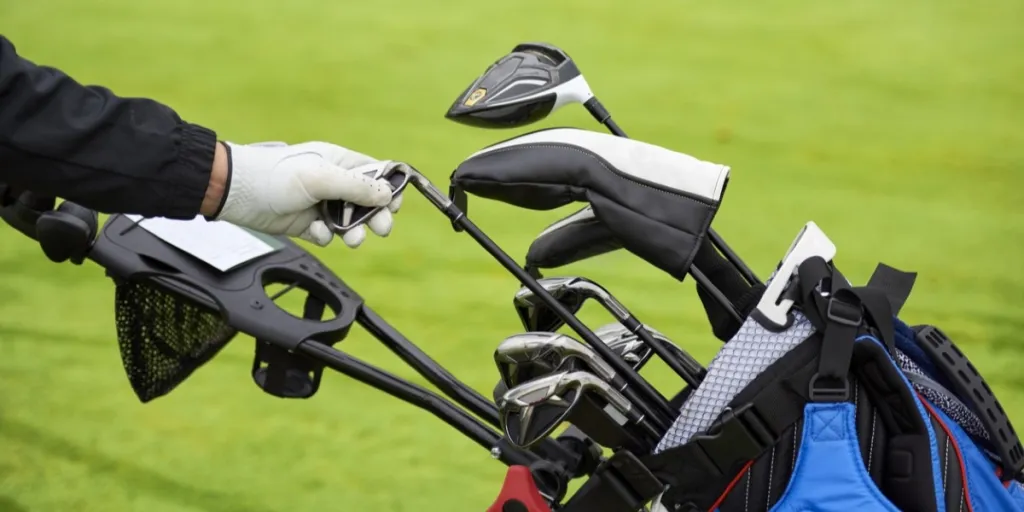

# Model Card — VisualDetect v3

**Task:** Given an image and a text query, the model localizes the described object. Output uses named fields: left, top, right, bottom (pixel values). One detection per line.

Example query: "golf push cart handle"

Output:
left=0, top=185, right=603, bottom=505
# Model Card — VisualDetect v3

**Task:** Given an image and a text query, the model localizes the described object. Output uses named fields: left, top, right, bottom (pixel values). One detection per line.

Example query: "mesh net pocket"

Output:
left=115, top=278, right=237, bottom=402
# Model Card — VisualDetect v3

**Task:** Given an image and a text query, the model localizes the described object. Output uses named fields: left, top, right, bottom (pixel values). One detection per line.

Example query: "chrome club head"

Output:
left=494, top=332, right=618, bottom=388
left=498, top=371, right=638, bottom=448
left=513, top=276, right=630, bottom=332
left=512, top=277, right=586, bottom=331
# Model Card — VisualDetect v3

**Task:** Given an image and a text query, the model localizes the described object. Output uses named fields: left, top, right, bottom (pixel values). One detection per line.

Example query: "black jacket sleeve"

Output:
left=0, top=35, right=217, bottom=219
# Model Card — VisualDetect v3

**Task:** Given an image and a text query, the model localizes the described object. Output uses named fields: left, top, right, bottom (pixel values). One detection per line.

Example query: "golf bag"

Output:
left=625, top=258, right=1024, bottom=512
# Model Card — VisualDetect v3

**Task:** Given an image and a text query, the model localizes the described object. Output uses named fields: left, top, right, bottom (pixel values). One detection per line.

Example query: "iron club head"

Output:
left=498, top=370, right=640, bottom=448
left=494, top=332, right=618, bottom=389
left=513, top=276, right=628, bottom=332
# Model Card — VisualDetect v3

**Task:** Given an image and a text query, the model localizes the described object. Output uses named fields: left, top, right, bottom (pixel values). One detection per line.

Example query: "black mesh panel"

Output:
left=115, top=279, right=237, bottom=402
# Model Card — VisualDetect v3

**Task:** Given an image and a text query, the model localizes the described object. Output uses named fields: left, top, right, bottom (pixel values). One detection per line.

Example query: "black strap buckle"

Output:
left=826, top=295, right=863, bottom=327
left=808, top=372, right=851, bottom=402
left=693, top=403, right=776, bottom=474
left=560, top=450, right=666, bottom=512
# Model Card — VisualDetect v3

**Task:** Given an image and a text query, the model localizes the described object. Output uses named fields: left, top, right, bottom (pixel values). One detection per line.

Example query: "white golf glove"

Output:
left=213, top=141, right=403, bottom=248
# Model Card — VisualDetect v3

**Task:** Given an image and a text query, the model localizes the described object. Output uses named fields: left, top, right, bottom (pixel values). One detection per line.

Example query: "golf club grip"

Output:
left=692, top=241, right=749, bottom=305
left=692, top=241, right=764, bottom=341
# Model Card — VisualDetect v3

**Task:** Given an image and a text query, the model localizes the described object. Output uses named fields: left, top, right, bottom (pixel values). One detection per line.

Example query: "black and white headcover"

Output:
left=450, top=128, right=731, bottom=280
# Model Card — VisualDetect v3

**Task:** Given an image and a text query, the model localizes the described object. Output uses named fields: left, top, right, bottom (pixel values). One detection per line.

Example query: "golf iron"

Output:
left=498, top=370, right=662, bottom=449
left=513, top=276, right=707, bottom=388
left=319, top=163, right=677, bottom=429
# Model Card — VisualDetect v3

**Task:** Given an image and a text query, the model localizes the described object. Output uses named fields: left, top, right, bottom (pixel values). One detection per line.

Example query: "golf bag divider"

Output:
left=92, top=214, right=364, bottom=401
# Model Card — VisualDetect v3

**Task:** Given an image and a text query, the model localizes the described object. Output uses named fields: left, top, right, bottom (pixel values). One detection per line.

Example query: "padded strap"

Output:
left=640, top=340, right=822, bottom=510
left=867, top=263, right=917, bottom=315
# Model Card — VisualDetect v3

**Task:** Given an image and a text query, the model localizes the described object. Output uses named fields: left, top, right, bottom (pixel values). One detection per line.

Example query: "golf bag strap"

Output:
left=559, top=450, right=669, bottom=512
left=639, top=347, right=820, bottom=510
left=623, top=260, right=894, bottom=510
left=866, top=262, right=917, bottom=316
left=794, top=257, right=895, bottom=402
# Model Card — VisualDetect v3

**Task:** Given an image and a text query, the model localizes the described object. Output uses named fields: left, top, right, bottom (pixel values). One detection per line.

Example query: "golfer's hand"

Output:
left=208, top=141, right=403, bottom=248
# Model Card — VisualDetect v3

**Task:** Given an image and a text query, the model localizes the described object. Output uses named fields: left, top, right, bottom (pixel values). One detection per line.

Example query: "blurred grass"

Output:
left=1, top=0, right=1023, bottom=510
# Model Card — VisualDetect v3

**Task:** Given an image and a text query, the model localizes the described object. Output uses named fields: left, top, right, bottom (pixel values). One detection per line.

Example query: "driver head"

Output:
left=494, top=332, right=616, bottom=387
left=445, top=42, right=594, bottom=129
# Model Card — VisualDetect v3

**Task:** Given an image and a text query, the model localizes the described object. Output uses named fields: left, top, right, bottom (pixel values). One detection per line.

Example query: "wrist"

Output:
left=200, top=141, right=231, bottom=218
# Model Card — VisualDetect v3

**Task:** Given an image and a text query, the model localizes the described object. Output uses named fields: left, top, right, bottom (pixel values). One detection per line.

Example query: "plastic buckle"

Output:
left=447, top=181, right=467, bottom=232
left=808, top=373, right=851, bottom=402
left=694, top=403, right=775, bottom=474
left=826, top=296, right=862, bottom=327
left=0, top=183, right=12, bottom=207
left=559, top=450, right=665, bottom=512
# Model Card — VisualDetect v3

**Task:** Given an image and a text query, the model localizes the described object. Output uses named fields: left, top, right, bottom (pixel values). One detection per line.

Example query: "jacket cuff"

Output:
left=159, top=122, right=218, bottom=219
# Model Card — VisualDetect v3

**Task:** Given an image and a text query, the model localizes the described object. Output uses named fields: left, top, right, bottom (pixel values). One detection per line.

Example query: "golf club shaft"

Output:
left=583, top=97, right=762, bottom=291
left=456, top=216, right=675, bottom=430
left=583, top=97, right=626, bottom=137
left=295, top=341, right=537, bottom=467
left=410, top=174, right=675, bottom=428
left=589, top=288, right=706, bottom=388
left=631, top=324, right=706, bottom=388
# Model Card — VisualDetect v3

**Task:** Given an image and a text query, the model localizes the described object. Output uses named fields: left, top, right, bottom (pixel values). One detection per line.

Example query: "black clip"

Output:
left=447, top=178, right=467, bottom=233
left=808, top=373, right=851, bottom=402
left=695, top=403, right=776, bottom=473
left=560, top=450, right=665, bottom=512
left=826, top=295, right=863, bottom=327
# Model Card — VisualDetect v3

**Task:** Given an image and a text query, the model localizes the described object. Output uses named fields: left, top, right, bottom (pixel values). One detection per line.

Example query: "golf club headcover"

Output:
left=526, top=206, right=622, bottom=270
left=451, top=128, right=730, bottom=280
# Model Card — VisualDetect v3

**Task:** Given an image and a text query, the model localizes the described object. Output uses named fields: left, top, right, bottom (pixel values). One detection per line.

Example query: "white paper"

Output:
left=124, top=215, right=277, bottom=272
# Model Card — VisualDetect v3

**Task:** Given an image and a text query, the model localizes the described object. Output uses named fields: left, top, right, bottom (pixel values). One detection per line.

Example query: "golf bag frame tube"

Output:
left=357, top=306, right=580, bottom=464
left=358, top=306, right=503, bottom=427
left=294, top=339, right=536, bottom=467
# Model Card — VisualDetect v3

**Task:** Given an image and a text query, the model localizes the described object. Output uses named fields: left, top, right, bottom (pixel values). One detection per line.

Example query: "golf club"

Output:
left=595, top=322, right=665, bottom=370
left=498, top=371, right=662, bottom=449
left=494, top=332, right=626, bottom=391
left=445, top=42, right=760, bottom=297
left=320, top=165, right=677, bottom=429
left=490, top=323, right=683, bottom=401
left=494, top=331, right=671, bottom=435
left=493, top=332, right=663, bottom=452
left=513, top=277, right=707, bottom=388
left=445, top=42, right=624, bottom=136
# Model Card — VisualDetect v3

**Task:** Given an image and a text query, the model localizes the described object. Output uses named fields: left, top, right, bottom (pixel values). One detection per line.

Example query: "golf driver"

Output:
left=498, top=371, right=662, bottom=449
left=319, top=164, right=677, bottom=429
left=513, top=277, right=707, bottom=388
left=445, top=42, right=761, bottom=296
left=445, top=42, right=624, bottom=136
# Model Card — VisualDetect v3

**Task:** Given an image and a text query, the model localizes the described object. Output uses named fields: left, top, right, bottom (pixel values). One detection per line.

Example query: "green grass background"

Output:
left=1, top=0, right=1022, bottom=510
